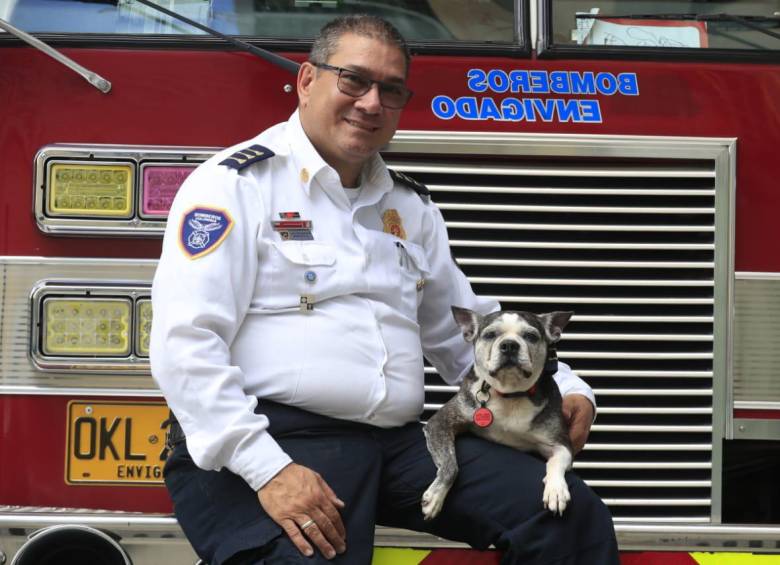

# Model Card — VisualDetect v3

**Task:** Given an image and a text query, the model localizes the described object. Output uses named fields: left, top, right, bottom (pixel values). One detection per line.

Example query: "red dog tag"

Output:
left=473, top=407, right=493, bottom=428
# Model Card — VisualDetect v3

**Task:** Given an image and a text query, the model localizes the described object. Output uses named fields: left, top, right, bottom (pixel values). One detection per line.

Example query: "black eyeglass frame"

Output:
left=310, top=62, right=414, bottom=109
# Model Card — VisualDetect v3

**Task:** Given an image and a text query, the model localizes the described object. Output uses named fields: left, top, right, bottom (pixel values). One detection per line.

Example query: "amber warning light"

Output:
left=47, top=162, right=133, bottom=218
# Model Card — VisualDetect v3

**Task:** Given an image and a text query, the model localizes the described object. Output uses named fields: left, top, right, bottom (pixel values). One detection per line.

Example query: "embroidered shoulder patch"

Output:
left=180, top=207, right=234, bottom=259
left=219, top=144, right=275, bottom=171
left=389, top=169, right=430, bottom=201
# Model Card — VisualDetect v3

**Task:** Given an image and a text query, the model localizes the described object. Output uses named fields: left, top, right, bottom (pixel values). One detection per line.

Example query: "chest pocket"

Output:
left=259, top=242, right=338, bottom=310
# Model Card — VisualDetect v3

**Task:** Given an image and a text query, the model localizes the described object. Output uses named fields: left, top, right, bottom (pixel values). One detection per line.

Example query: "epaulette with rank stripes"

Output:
left=389, top=169, right=430, bottom=202
left=219, top=144, right=274, bottom=171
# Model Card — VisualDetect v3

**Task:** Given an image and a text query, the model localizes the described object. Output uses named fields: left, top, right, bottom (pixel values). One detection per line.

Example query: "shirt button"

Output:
left=300, top=168, right=310, bottom=183
left=304, top=270, right=317, bottom=283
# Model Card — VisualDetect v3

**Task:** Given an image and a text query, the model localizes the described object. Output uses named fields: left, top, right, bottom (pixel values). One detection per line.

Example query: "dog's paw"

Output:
left=421, top=482, right=447, bottom=521
left=542, top=474, right=571, bottom=515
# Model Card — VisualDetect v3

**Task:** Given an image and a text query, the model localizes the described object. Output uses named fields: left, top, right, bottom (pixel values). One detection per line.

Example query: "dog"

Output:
left=421, top=306, right=575, bottom=521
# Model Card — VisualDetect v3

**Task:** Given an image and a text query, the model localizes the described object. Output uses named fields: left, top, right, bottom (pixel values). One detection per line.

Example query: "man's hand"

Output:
left=257, top=463, right=346, bottom=559
left=562, top=394, right=594, bottom=454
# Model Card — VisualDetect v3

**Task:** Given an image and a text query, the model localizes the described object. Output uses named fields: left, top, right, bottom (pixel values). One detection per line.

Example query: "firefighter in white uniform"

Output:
left=151, top=14, right=617, bottom=565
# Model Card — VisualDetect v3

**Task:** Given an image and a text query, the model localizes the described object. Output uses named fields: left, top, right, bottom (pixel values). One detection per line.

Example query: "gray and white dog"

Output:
left=421, top=306, right=575, bottom=520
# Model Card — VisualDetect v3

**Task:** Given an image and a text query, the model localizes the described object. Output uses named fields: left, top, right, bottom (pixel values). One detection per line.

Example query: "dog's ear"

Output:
left=451, top=306, right=481, bottom=342
left=540, top=311, right=574, bottom=343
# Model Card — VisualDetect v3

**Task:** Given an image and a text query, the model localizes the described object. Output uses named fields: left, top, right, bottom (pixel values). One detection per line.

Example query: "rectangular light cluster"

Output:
left=34, top=144, right=218, bottom=236
left=31, top=283, right=154, bottom=373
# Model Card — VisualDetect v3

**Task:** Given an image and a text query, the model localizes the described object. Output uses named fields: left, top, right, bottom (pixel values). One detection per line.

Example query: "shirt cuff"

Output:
left=226, top=432, right=294, bottom=492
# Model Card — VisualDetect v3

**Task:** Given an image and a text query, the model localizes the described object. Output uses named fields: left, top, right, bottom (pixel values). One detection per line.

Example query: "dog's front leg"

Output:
left=542, top=444, right=573, bottom=515
left=421, top=405, right=463, bottom=521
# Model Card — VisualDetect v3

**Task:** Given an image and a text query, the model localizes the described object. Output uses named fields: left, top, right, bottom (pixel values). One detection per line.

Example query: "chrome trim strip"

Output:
left=585, top=444, right=712, bottom=451
left=597, top=407, right=712, bottom=414
left=4, top=511, right=780, bottom=552
left=574, top=462, right=712, bottom=469
left=394, top=163, right=715, bottom=178
left=733, top=401, right=780, bottom=410
left=0, top=256, right=159, bottom=267
left=595, top=389, right=713, bottom=396
left=456, top=241, right=715, bottom=250
left=430, top=185, right=716, bottom=196
left=712, top=140, right=737, bottom=524
left=571, top=316, right=713, bottom=323
left=591, top=425, right=711, bottom=433
left=468, top=277, right=714, bottom=286
left=446, top=221, right=715, bottom=232
left=461, top=258, right=714, bottom=268
left=587, top=481, right=711, bottom=488
left=555, top=352, right=713, bottom=360
left=423, top=367, right=715, bottom=377
left=0, top=386, right=163, bottom=397
left=735, top=271, right=780, bottom=280
left=439, top=203, right=715, bottom=214
left=493, top=296, right=714, bottom=304
left=604, top=499, right=711, bottom=506
left=564, top=334, right=713, bottom=341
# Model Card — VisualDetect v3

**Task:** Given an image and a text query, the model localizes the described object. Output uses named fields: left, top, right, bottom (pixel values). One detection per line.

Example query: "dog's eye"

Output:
left=482, top=331, right=497, bottom=340
left=524, top=332, right=539, bottom=344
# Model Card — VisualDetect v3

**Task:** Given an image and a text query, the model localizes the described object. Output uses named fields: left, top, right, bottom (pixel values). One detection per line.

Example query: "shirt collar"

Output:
left=285, top=110, right=332, bottom=197
left=284, top=110, right=394, bottom=200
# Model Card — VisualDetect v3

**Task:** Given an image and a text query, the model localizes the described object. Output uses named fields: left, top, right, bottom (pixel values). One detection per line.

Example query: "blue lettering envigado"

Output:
left=431, top=69, right=639, bottom=123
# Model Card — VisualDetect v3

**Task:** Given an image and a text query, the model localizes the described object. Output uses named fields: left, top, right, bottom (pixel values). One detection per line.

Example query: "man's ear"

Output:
left=297, top=62, right=316, bottom=108
left=540, top=311, right=573, bottom=343
left=452, top=306, right=481, bottom=343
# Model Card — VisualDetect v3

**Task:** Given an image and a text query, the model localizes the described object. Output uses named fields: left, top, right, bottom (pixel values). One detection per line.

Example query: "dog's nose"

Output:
left=499, top=340, right=519, bottom=354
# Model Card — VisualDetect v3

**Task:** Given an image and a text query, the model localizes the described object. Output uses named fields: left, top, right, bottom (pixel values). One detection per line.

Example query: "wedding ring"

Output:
left=300, top=519, right=316, bottom=530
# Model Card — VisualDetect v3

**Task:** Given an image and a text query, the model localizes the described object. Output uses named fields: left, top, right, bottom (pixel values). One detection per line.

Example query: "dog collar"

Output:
left=494, top=384, right=537, bottom=398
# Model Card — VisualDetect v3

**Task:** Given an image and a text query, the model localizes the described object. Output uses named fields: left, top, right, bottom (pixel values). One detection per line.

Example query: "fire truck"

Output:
left=1, top=0, right=779, bottom=563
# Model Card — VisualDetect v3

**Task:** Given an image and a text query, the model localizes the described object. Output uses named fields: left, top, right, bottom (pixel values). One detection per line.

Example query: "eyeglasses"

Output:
left=311, top=62, right=413, bottom=109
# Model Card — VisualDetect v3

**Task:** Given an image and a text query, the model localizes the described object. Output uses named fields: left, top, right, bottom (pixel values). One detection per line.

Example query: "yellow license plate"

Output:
left=66, top=401, right=169, bottom=486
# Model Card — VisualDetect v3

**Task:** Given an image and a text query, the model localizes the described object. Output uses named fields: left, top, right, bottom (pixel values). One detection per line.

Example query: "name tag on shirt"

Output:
left=272, top=219, right=313, bottom=241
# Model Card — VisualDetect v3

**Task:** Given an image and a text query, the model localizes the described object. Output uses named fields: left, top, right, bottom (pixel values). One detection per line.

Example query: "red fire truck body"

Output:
left=1, top=1, right=779, bottom=563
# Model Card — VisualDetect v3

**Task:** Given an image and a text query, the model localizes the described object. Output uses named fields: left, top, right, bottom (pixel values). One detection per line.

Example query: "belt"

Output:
left=163, top=411, right=186, bottom=454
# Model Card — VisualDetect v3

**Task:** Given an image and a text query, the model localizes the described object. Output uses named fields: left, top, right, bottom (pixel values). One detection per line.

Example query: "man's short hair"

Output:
left=309, top=15, right=411, bottom=74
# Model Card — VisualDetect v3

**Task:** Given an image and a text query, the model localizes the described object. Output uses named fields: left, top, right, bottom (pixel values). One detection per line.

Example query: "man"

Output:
left=151, top=15, right=618, bottom=565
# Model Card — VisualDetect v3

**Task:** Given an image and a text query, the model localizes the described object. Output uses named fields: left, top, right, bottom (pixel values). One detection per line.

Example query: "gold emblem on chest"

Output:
left=382, top=209, right=406, bottom=240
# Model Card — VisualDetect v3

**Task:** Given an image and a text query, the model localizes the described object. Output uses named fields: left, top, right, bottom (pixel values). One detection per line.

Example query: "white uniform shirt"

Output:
left=151, top=111, right=595, bottom=491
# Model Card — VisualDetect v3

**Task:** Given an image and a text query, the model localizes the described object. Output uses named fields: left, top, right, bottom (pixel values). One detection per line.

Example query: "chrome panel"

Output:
left=0, top=257, right=157, bottom=390
left=732, top=418, right=780, bottom=440
left=384, top=132, right=733, bottom=523
left=34, top=144, right=217, bottom=236
left=732, top=273, right=780, bottom=409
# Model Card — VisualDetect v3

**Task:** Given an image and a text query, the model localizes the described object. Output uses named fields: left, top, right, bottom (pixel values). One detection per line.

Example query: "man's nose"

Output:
left=499, top=340, right=520, bottom=355
left=356, top=83, right=382, bottom=112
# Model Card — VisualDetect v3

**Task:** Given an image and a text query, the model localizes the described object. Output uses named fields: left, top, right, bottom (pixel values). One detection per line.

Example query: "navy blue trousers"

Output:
left=164, top=402, right=619, bottom=565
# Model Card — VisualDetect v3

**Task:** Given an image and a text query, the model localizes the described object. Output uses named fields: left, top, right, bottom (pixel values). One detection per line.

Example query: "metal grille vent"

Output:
left=384, top=133, right=732, bottom=524
left=733, top=276, right=780, bottom=404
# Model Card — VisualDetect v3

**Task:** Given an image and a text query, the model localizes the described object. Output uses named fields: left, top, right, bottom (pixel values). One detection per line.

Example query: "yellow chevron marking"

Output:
left=693, top=553, right=780, bottom=564
left=372, top=547, right=431, bottom=565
